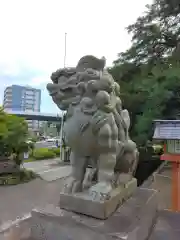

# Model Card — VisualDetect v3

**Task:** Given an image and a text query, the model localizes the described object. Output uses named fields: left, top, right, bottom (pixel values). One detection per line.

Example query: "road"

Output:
left=35, top=141, right=57, bottom=149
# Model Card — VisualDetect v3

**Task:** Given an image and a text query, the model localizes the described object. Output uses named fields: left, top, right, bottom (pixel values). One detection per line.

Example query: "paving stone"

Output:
left=149, top=210, right=180, bottom=240
left=30, top=188, right=158, bottom=240
left=38, top=166, right=71, bottom=181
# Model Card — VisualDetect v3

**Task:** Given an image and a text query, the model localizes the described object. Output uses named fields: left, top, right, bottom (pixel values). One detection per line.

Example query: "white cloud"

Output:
left=0, top=0, right=152, bottom=69
left=0, top=63, right=21, bottom=76
left=0, top=0, right=153, bottom=112
left=30, top=76, right=50, bottom=86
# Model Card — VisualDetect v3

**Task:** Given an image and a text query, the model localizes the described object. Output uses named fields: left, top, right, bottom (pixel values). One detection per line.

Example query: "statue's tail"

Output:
left=114, top=109, right=139, bottom=177
left=113, top=108, right=130, bottom=141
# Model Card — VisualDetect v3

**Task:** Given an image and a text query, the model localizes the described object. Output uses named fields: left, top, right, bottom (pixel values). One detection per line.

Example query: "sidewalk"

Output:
left=149, top=162, right=172, bottom=210
left=0, top=166, right=113, bottom=225
left=23, top=159, right=71, bottom=181
left=0, top=178, right=64, bottom=224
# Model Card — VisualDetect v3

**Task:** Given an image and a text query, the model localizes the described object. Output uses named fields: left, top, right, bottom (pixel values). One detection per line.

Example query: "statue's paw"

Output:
left=111, top=172, right=119, bottom=188
left=63, top=177, right=76, bottom=194
left=111, top=173, right=132, bottom=187
left=63, top=177, right=82, bottom=194
left=84, top=169, right=98, bottom=189
left=71, top=181, right=82, bottom=193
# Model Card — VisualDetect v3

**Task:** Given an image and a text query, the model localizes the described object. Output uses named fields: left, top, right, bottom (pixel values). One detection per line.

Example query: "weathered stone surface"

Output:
left=59, top=178, right=137, bottom=219
left=30, top=188, right=157, bottom=240
left=149, top=210, right=180, bottom=240
left=0, top=214, right=31, bottom=240
left=46, top=55, right=139, bottom=195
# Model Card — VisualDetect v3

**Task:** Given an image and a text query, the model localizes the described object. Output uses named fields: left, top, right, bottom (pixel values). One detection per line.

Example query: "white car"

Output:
left=46, top=138, right=56, bottom=143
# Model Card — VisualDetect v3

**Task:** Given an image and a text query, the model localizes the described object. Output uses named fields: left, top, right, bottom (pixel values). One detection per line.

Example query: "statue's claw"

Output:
left=63, top=177, right=83, bottom=194
left=83, top=168, right=98, bottom=189
left=111, top=172, right=133, bottom=188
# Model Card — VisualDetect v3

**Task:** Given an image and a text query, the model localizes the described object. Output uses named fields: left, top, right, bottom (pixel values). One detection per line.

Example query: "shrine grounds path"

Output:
left=0, top=157, right=113, bottom=225
left=0, top=160, right=172, bottom=226
left=0, top=178, right=64, bottom=224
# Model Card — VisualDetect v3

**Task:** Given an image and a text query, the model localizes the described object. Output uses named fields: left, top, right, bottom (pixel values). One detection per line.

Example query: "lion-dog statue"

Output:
left=47, top=55, right=139, bottom=194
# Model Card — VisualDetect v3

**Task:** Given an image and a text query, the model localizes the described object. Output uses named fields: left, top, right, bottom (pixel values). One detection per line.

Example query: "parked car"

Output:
left=46, top=138, right=56, bottom=143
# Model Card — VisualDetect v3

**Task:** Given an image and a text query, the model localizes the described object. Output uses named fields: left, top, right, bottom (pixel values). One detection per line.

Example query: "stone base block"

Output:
left=59, top=178, right=137, bottom=219
left=30, top=188, right=158, bottom=240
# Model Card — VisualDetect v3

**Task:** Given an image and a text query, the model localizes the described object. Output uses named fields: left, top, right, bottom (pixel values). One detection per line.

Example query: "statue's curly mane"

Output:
left=50, top=68, right=76, bottom=84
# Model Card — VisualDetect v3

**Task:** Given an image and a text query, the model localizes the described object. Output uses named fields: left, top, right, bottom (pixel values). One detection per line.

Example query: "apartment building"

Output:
left=3, top=85, right=41, bottom=131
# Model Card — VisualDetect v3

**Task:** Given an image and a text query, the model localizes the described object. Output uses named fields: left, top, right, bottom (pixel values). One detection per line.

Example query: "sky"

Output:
left=0, top=0, right=153, bottom=113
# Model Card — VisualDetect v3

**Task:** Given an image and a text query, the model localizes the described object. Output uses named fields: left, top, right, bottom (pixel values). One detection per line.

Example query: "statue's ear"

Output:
left=76, top=55, right=106, bottom=72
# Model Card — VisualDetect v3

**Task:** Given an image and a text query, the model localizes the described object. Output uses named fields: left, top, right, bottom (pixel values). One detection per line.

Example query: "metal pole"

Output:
left=59, top=113, right=64, bottom=162
left=59, top=33, right=67, bottom=162
left=64, top=33, right=67, bottom=68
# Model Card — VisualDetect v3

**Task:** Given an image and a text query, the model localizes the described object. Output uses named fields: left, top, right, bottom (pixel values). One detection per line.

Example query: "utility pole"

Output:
left=59, top=33, right=67, bottom=162
left=64, top=33, right=67, bottom=68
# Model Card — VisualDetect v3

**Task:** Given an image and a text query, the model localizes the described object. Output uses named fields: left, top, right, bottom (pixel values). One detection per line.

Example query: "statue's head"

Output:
left=47, top=67, right=78, bottom=110
left=47, top=55, right=120, bottom=112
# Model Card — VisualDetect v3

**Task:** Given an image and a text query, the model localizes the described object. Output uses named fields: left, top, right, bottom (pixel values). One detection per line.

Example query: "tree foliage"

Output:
left=0, top=107, right=29, bottom=164
left=115, top=0, right=180, bottom=66
left=109, top=0, right=180, bottom=145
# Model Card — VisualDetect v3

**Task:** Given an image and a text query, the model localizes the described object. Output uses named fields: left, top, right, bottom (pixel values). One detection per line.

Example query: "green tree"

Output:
left=0, top=107, right=29, bottom=165
left=109, top=0, right=180, bottom=145
left=115, top=0, right=180, bottom=66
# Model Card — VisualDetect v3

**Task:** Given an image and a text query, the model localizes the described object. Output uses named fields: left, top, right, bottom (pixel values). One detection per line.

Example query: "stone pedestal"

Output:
left=60, top=178, right=137, bottom=219
left=30, top=188, right=158, bottom=240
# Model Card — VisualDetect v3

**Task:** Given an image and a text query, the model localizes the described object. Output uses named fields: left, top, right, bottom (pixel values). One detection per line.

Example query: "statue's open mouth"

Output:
left=47, top=83, right=75, bottom=98
left=49, top=91, right=58, bottom=97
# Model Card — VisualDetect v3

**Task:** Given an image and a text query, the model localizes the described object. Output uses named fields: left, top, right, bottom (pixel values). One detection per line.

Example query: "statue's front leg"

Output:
left=63, top=151, right=86, bottom=193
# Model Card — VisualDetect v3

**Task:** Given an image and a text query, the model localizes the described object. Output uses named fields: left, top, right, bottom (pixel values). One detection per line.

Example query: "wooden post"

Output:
left=172, top=161, right=180, bottom=211
left=161, top=152, right=180, bottom=211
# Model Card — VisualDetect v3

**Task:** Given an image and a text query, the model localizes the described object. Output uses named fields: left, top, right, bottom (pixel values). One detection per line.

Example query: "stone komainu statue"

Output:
left=47, top=55, right=139, bottom=193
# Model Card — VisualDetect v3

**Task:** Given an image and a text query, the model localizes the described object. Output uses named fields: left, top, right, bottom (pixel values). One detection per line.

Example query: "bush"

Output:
left=153, top=144, right=163, bottom=155
left=0, top=170, right=36, bottom=185
left=33, top=148, right=56, bottom=160
left=19, top=169, right=36, bottom=181
left=51, top=147, right=60, bottom=156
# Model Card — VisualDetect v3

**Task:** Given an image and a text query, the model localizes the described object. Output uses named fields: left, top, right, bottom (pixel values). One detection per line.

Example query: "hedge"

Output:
left=51, top=147, right=60, bottom=156
left=0, top=170, right=36, bottom=185
left=33, top=148, right=56, bottom=160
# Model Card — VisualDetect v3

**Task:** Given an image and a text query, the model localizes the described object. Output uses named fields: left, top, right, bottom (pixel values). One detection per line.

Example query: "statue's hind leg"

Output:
left=83, top=156, right=99, bottom=189
left=113, top=140, right=139, bottom=186
left=63, top=151, right=87, bottom=193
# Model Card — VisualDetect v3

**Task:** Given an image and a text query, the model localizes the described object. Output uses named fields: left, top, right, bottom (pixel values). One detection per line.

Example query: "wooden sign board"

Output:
left=153, top=120, right=180, bottom=140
